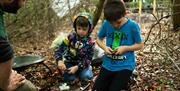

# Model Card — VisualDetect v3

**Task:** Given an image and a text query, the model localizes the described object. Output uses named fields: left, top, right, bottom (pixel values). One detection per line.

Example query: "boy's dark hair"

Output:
left=75, top=16, right=90, bottom=30
left=104, top=0, right=126, bottom=22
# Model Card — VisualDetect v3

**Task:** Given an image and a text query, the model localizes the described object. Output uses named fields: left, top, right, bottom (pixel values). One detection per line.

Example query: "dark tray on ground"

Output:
left=13, top=55, right=45, bottom=68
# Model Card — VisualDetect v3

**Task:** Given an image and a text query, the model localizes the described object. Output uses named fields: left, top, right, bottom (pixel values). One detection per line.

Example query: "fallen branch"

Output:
left=165, top=45, right=180, bottom=72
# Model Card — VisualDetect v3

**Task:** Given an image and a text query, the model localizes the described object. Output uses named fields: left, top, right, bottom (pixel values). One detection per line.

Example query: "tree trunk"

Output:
left=173, top=0, right=180, bottom=31
left=138, top=0, right=142, bottom=23
left=92, top=0, right=105, bottom=29
left=46, top=0, right=55, bottom=38
left=153, top=0, right=156, bottom=14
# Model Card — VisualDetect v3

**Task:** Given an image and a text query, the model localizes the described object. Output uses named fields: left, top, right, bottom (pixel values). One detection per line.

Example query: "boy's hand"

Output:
left=58, top=61, right=66, bottom=71
left=114, top=46, right=128, bottom=54
left=104, top=47, right=114, bottom=54
left=68, top=65, right=78, bottom=74
left=7, top=70, right=26, bottom=91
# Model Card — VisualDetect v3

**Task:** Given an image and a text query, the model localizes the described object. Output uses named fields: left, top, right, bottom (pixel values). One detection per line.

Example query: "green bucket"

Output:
left=13, top=55, right=45, bottom=68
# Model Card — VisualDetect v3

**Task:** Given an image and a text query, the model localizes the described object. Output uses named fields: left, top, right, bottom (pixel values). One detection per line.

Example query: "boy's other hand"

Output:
left=58, top=61, right=66, bottom=71
left=67, top=65, right=78, bottom=74
left=7, top=70, right=26, bottom=91
left=114, top=46, right=128, bottom=55
left=104, top=47, right=113, bottom=54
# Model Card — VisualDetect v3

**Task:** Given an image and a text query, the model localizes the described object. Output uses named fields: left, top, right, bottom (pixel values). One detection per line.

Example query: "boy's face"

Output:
left=110, top=17, right=124, bottom=29
left=76, top=26, right=89, bottom=37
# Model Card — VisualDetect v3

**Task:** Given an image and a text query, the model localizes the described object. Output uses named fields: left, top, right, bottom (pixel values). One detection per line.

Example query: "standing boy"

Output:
left=92, top=0, right=144, bottom=91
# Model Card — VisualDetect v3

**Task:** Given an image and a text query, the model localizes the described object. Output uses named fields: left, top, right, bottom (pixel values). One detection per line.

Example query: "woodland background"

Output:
left=4, top=0, right=180, bottom=91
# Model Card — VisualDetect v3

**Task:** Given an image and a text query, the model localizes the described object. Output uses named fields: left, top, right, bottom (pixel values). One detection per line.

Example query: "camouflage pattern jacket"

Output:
left=54, top=32, right=95, bottom=69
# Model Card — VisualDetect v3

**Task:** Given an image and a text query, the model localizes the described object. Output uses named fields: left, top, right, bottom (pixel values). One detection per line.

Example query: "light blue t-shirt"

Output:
left=98, top=18, right=142, bottom=71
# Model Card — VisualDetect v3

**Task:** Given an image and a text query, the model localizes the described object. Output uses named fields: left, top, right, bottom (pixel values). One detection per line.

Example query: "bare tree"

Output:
left=172, top=0, right=180, bottom=31
left=92, top=0, right=105, bottom=29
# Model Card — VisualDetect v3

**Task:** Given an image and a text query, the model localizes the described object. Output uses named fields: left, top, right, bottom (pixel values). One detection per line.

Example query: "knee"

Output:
left=80, top=71, right=93, bottom=80
left=63, top=73, right=76, bottom=81
left=15, top=80, right=37, bottom=91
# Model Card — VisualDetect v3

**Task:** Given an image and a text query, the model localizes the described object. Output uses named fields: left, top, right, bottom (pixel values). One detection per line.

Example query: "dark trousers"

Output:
left=0, top=88, right=3, bottom=91
left=92, top=67, right=132, bottom=91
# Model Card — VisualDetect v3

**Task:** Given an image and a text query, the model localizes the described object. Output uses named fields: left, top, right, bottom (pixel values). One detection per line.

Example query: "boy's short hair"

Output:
left=75, top=16, right=90, bottom=30
left=104, top=0, right=126, bottom=22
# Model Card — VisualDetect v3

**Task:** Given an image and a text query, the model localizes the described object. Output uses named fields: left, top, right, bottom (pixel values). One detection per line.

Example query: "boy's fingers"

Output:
left=67, top=68, right=71, bottom=71
left=60, top=67, right=64, bottom=70
left=20, top=79, right=26, bottom=84
left=58, top=65, right=62, bottom=69
left=8, top=74, right=26, bottom=91
left=15, top=79, right=25, bottom=88
left=109, top=48, right=113, bottom=52
left=108, top=48, right=114, bottom=54
left=64, top=65, right=67, bottom=70
left=107, top=51, right=112, bottom=54
left=115, top=51, right=120, bottom=55
left=62, top=67, right=66, bottom=71
left=16, top=79, right=25, bottom=85
left=68, top=71, right=72, bottom=74
left=67, top=68, right=72, bottom=73
left=61, top=65, right=66, bottom=71
left=19, top=76, right=25, bottom=82
left=58, top=65, right=65, bottom=70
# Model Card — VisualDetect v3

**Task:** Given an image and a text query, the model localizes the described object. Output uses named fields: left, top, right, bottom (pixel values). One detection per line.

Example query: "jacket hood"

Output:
left=73, top=12, right=93, bottom=36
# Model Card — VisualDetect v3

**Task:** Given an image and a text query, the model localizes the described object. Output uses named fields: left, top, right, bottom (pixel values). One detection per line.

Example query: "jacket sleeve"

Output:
left=54, top=36, right=70, bottom=61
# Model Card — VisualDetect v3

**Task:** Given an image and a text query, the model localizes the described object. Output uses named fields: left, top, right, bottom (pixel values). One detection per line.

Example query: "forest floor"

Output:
left=12, top=12, right=180, bottom=91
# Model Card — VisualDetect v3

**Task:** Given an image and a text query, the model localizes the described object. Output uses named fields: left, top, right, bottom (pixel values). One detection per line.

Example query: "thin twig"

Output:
left=165, top=47, right=180, bottom=71
left=144, top=15, right=171, bottom=44
left=144, top=12, right=180, bottom=44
